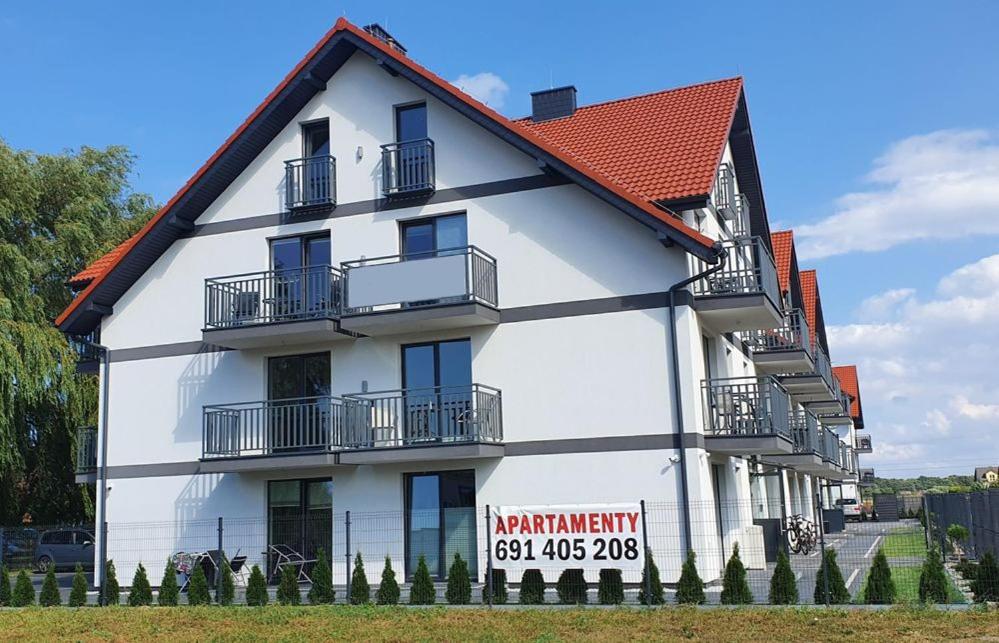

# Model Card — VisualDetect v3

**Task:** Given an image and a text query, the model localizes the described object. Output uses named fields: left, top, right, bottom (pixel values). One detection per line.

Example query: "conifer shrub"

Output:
left=69, top=564, right=89, bottom=607
left=217, top=560, right=235, bottom=606
left=719, top=543, right=754, bottom=605
left=518, top=568, right=545, bottom=605
left=127, top=562, right=152, bottom=606
left=12, top=569, right=34, bottom=607
left=768, top=550, right=798, bottom=605
left=813, top=548, right=850, bottom=604
left=482, top=568, right=507, bottom=605
left=276, top=563, right=300, bottom=605
left=445, top=553, right=472, bottom=604
left=349, top=553, right=369, bottom=605
left=918, top=546, right=949, bottom=603
left=971, top=551, right=999, bottom=603
left=597, top=568, right=624, bottom=605
left=158, top=558, right=179, bottom=606
left=675, top=550, right=704, bottom=605
left=39, top=564, right=61, bottom=606
left=0, top=564, right=11, bottom=606
left=863, top=548, right=896, bottom=604
left=186, top=564, right=212, bottom=606
left=409, top=555, right=436, bottom=605
left=376, top=556, right=400, bottom=605
left=103, top=560, right=120, bottom=606
left=308, top=548, right=335, bottom=605
left=245, top=565, right=268, bottom=606
left=556, top=568, right=588, bottom=604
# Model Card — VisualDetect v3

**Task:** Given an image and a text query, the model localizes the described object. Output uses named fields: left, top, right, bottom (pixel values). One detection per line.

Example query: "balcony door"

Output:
left=268, top=352, right=331, bottom=452
left=270, top=234, right=333, bottom=320
left=400, top=214, right=467, bottom=307
left=267, top=478, right=332, bottom=582
left=401, top=339, right=472, bottom=443
left=393, top=103, right=429, bottom=191
left=301, top=120, right=331, bottom=205
left=405, top=470, right=477, bottom=580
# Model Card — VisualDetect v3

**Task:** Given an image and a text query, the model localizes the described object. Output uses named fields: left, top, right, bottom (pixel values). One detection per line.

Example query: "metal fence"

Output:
left=6, top=494, right=990, bottom=606
left=926, top=490, right=999, bottom=561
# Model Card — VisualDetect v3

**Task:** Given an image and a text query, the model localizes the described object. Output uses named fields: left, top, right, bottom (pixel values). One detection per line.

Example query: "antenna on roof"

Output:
left=549, top=69, right=554, bottom=90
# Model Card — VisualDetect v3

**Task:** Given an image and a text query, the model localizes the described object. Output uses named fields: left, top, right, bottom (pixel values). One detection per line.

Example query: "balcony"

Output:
left=859, top=468, right=876, bottom=486
left=691, top=237, right=782, bottom=332
left=68, top=330, right=101, bottom=374
left=76, top=426, right=98, bottom=474
left=769, top=409, right=825, bottom=473
left=381, top=138, right=435, bottom=197
left=815, top=386, right=853, bottom=425
left=779, top=345, right=839, bottom=407
left=339, top=384, right=504, bottom=464
left=702, top=376, right=794, bottom=455
left=202, top=265, right=353, bottom=349
left=339, top=246, right=499, bottom=336
left=200, top=385, right=503, bottom=471
left=748, top=308, right=813, bottom=375
left=285, top=155, right=336, bottom=211
left=855, top=433, right=873, bottom=453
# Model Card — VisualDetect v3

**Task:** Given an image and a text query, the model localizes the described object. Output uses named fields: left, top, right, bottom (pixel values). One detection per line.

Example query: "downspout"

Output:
left=93, top=342, right=110, bottom=605
left=663, top=237, right=726, bottom=555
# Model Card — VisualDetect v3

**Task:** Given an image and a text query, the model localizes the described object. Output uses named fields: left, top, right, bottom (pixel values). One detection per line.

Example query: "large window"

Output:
left=400, top=214, right=467, bottom=258
left=401, top=339, right=472, bottom=441
left=405, top=470, right=477, bottom=579
left=270, top=234, right=333, bottom=319
left=267, top=478, right=333, bottom=581
left=267, top=352, right=331, bottom=452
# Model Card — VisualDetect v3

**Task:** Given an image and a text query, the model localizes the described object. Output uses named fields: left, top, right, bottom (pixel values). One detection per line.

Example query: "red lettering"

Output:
left=570, top=514, right=586, bottom=533
left=508, top=515, right=519, bottom=532
left=588, top=513, right=600, bottom=533
left=601, top=513, right=614, bottom=533
left=533, top=514, right=545, bottom=534
left=520, top=516, right=532, bottom=534
left=546, top=514, right=556, bottom=534
left=615, top=512, right=626, bottom=532
left=495, top=516, right=507, bottom=535
left=627, top=512, right=639, bottom=532
left=557, top=514, right=569, bottom=533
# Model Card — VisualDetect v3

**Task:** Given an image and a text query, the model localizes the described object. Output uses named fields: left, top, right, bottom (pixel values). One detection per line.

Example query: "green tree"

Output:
left=376, top=556, right=400, bottom=605
left=276, top=564, right=300, bottom=605
left=102, top=560, right=120, bottom=606
left=157, top=558, right=179, bottom=606
left=919, top=547, right=949, bottom=603
left=813, top=548, right=850, bottom=604
left=518, top=569, right=545, bottom=605
left=555, top=569, right=588, bottom=604
left=720, top=543, right=753, bottom=605
left=11, top=569, right=34, bottom=606
left=127, top=562, right=152, bottom=606
left=445, top=553, right=472, bottom=605
left=482, top=568, right=507, bottom=605
left=245, top=565, right=268, bottom=606
left=308, top=548, right=334, bottom=605
left=947, top=524, right=970, bottom=554
left=39, top=564, right=61, bottom=606
left=69, top=564, right=88, bottom=607
left=597, top=569, right=624, bottom=605
left=0, top=563, right=11, bottom=606
left=186, top=565, right=211, bottom=606
left=675, top=550, right=704, bottom=605
left=0, top=141, right=156, bottom=524
left=409, top=555, right=436, bottom=605
left=863, top=549, right=896, bottom=605
left=349, top=553, right=369, bottom=605
left=216, top=560, right=235, bottom=606
left=768, top=550, right=798, bottom=605
left=971, top=552, right=999, bottom=603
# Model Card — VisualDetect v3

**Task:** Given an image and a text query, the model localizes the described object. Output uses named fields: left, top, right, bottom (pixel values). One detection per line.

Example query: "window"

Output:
left=302, top=120, right=330, bottom=159
left=405, top=470, right=477, bottom=579
left=41, top=531, right=72, bottom=545
left=267, top=478, right=333, bottom=581
left=267, top=352, right=331, bottom=452
left=702, top=335, right=716, bottom=380
left=270, top=234, right=333, bottom=318
left=401, top=339, right=472, bottom=441
left=400, top=214, right=467, bottom=258
left=395, top=103, right=427, bottom=143
left=294, top=120, right=333, bottom=206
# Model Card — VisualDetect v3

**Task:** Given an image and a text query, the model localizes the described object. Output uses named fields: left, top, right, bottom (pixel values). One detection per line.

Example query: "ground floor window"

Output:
left=404, top=469, right=477, bottom=579
left=267, top=478, right=332, bottom=581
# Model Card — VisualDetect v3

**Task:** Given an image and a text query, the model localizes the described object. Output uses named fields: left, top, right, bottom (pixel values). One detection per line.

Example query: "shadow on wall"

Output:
left=175, top=347, right=228, bottom=443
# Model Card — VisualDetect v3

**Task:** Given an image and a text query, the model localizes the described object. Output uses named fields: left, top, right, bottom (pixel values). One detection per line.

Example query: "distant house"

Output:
left=974, top=467, right=999, bottom=485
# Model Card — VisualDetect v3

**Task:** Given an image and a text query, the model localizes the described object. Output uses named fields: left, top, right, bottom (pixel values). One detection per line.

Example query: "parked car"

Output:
left=34, top=528, right=95, bottom=572
left=837, top=497, right=865, bottom=521
left=1, top=528, right=38, bottom=568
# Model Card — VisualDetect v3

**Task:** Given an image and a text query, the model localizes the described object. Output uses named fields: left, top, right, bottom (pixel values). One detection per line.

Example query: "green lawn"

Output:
left=881, top=529, right=928, bottom=558
left=855, top=565, right=965, bottom=604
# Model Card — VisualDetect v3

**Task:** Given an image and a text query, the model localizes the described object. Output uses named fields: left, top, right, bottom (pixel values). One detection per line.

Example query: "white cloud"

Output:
left=827, top=253, right=999, bottom=475
left=451, top=72, right=510, bottom=109
left=795, top=130, right=999, bottom=259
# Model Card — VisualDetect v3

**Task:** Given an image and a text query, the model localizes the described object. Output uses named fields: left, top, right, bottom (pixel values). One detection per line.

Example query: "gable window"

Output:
left=383, top=102, right=434, bottom=196
left=269, top=234, right=334, bottom=319
left=286, top=119, right=334, bottom=209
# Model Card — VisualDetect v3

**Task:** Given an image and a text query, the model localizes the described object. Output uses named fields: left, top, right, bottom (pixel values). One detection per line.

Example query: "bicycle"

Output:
left=785, top=514, right=817, bottom=555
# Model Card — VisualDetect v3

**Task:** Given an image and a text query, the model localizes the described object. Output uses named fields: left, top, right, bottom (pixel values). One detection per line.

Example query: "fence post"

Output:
left=217, top=516, right=224, bottom=601
left=485, top=504, right=493, bottom=607
left=922, top=494, right=930, bottom=549
left=98, top=520, right=108, bottom=606
left=640, top=499, right=652, bottom=607
left=815, top=483, right=830, bottom=606
left=344, top=510, right=351, bottom=594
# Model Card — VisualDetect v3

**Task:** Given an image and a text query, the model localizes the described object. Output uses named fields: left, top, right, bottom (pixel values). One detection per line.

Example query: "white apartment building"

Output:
left=60, top=19, right=871, bottom=586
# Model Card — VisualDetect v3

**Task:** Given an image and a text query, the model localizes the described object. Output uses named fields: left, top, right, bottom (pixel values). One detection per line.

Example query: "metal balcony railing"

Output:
left=202, top=396, right=349, bottom=458
left=68, top=329, right=101, bottom=363
left=691, top=236, right=780, bottom=307
left=813, top=345, right=834, bottom=391
left=840, top=441, right=850, bottom=471
left=789, top=409, right=820, bottom=455
left=820, top=428, right=841, bottom=465
left=702, top=376, right=792, bottom=439
left=341, top=246, right=497, bottom=315
left=204, top=265, right=343, bottom=329
left=342, top=384, right=502, bottom=449
left=748, top=308, right=813, bottom=356
left=713, top=162, right=737, bottom=220
left=860, top=468, right=876, bottom=485
left=285, top=155, right=336, bottom=210
left=76, top=426, right=98, bottom=473
left=728, top=193, right=751, bottom=238
left=856, top=433, right=872, bottom=452
left=381, top=138, right=435, bottom=196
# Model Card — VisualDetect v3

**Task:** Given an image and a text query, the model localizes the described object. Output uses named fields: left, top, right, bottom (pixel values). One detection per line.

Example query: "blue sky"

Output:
left=3, top=2, right=998, bottom=476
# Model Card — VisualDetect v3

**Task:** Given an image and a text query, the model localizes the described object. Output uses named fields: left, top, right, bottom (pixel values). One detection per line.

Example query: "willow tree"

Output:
left=0, top=140, right=155, bottom=524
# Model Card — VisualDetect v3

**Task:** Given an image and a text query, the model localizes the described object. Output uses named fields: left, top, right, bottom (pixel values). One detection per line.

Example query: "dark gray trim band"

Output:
left=184, top=173, right=571, bottom=239
left=107, top=291, right=693, bottom=363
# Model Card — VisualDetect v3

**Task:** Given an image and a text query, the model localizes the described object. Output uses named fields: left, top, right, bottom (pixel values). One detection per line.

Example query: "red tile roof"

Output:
left=770, top=230, right=794, bottom=296
left=67, top=235, right=138, bottom=287
left=832, top=365, right=863, bottom=423
left=58, top=19, right=723, bottom=325
left=800, top=269, right=818, bottom=347
left=515, top=78, right=743, bottom=203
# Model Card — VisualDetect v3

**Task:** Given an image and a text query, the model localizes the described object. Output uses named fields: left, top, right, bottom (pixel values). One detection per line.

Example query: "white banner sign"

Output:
left=489, top=503, right=644, bottom=571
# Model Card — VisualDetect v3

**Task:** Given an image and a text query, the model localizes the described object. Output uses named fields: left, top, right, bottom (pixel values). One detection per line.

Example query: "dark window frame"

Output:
left=398, top=212, right=467, bottom=259
left=402, top=469, right=477, bottom=580
left=266, top=477, right=333, bottom=581
left=394, top=101, right=428, bottom=144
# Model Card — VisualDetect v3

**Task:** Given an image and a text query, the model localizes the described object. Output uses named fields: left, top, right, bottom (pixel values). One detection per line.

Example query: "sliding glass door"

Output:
left=405, top=470, right=477, bottom=579
left=401, top=339, right=472, bottom=443
left=267, top=352, right=331, bottom=452
left=267, top=479, right=332, bottom=582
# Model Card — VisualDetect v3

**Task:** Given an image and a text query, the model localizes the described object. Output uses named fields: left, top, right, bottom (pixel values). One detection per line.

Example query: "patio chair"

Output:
left=267, top=544, right=315, bottom=584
